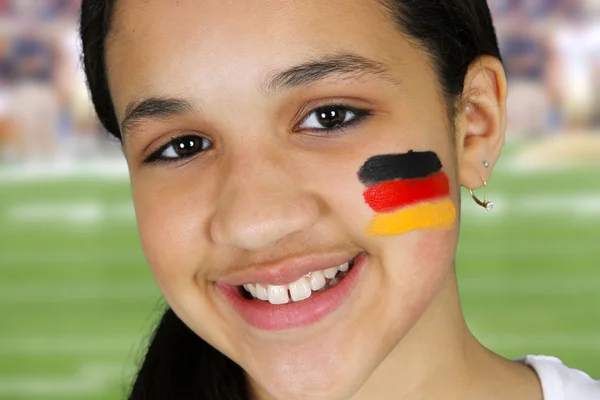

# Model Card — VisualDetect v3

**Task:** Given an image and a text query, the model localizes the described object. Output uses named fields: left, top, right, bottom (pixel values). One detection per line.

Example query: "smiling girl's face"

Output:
left=106, top=0, right=504, bottom=399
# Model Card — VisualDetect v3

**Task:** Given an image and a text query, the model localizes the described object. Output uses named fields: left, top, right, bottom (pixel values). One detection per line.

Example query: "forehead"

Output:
left=106, top=0, right=411, bottom=113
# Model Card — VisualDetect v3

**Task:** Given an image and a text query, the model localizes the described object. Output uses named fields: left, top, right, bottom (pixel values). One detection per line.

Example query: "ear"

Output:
left=455, top=56, right=508, bottom=190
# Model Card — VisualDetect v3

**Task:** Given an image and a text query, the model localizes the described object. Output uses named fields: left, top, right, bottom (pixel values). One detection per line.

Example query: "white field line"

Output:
left=461, top=194, right=600, bottom=217
left=2, top=193, right=600, bottom=228
left=0, top=363, right=130, bottom=397
left=497, top=157, right=600, bottom=175
left=3, top=202, right=135, bottom=225
left=1, top=275, right=599, bottom=304
left=0, top=158, right=129, bottom=183
left=0, top=152, right=594, bottom=182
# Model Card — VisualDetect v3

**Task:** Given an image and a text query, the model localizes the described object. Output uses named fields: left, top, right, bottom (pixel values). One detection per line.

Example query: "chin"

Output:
left=245, top=346, right=376, bottom=400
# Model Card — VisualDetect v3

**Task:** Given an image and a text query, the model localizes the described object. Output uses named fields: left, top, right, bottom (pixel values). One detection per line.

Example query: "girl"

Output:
left=79, top=1, right=600, bottom=399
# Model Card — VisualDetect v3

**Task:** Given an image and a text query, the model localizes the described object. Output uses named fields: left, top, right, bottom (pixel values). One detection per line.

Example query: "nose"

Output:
left=210, top=153, right=320, bottom=251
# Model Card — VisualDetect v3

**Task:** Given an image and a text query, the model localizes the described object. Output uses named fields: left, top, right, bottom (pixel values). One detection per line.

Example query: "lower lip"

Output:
left=215, top=253, right=367, bottom=331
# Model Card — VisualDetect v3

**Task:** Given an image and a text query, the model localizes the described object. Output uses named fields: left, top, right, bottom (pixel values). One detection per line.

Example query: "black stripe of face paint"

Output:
left=358, top=151, right=443, bottom=186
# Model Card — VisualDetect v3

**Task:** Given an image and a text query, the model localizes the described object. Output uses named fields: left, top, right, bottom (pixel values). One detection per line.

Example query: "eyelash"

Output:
left=295, top=103, right=372, bottom=134
left=143, top=103, right=372, bottom=165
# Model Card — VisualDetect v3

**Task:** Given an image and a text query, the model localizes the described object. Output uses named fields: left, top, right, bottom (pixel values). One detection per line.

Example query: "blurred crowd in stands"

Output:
left=0, top=0, right=98, bottom=163
left=0, top=0, right=598, bottom=163
left=491, top=0, right=600, bottom=136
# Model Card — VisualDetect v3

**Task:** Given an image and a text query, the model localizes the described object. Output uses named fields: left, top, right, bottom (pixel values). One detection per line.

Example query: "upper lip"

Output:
left=216, top=252, right=358, bottom=287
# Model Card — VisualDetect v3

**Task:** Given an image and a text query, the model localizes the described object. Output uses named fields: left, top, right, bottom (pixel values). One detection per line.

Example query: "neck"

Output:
left=349, top=271, right=542, bottom=400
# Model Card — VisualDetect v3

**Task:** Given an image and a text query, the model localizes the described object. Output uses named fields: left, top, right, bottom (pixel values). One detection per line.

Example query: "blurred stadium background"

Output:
left=0, top=0, right=598, bottom=398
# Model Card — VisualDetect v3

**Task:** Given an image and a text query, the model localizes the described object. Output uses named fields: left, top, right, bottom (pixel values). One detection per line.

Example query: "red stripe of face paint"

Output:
left=363, top=171, right=450, bottom=213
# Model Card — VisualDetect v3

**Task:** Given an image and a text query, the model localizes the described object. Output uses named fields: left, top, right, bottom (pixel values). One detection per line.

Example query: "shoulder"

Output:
left=518, top=355, right=600, bottom=400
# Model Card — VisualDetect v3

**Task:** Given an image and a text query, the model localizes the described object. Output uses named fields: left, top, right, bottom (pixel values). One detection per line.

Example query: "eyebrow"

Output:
left=121, top=97, right=194, bottom=136
left=120, top=53, right=395, bottom=135
left=264, top=52, right=396, bottom=92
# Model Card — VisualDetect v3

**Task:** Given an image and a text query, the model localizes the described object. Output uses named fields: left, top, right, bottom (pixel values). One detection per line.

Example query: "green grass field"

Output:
left=1, top=148, right=599, bottom=399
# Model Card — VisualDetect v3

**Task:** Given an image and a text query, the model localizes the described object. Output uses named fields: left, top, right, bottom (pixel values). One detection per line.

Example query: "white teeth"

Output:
left=324, top=266, right=339, bottom=279
left=243, top=259, right=354, bottom=303
left=289, top=277, right=312, bottom=302
left=268, top=285, right=289, bottom=305
left=310, top=270, right=326, bottom=291
left=255, top=284, right=269, bottom=301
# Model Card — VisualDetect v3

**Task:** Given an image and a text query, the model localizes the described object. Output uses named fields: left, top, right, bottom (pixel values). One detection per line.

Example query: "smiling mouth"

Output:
left=238, top=256, right=358, bottom=305
left=217, top=253, right=367, bottom=331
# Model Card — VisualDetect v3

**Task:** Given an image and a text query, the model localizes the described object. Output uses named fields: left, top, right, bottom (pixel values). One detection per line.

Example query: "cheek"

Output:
left=411, top=229, right=458, bottom=293
left=131, top=180, right=209, bottom=292
left=296, top=154, right=375, bottom=239
left=324, top=180, right=374, bottom=233
left=385, top=228, right=458, bottom=321
left=413, top=230, right=457, bottom=267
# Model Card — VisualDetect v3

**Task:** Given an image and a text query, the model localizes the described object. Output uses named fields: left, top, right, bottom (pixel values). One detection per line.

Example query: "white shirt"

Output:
left=518, top=355, right=600, bottom=399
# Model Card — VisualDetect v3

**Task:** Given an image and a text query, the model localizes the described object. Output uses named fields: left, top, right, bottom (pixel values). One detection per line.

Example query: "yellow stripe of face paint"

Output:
left=367, top=199, right=456, bottom=237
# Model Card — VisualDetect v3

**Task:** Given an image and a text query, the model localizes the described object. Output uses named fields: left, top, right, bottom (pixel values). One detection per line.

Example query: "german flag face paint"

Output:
left=358, top=151, right=457, bottom=237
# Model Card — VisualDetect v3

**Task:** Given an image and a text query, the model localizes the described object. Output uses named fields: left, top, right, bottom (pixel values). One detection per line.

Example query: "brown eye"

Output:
left=296, top=104, right=370, bottom=133
left=169, top=136, right=206, bottom=157
left=145, top=135, right=213, bottom=164
left=315, top=107, right=348, bottom=129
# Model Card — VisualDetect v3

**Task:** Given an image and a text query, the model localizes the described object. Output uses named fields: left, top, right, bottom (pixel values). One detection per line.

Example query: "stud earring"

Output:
left=469, top=175, right=494, bottom=211
left=483, top=160, right=490, bottom=168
